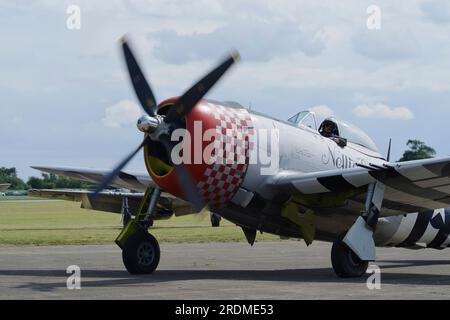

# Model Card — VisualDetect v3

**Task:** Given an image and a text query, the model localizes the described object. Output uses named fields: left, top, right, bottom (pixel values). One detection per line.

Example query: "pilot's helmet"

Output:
left=320, top=119, right=337, bottom=131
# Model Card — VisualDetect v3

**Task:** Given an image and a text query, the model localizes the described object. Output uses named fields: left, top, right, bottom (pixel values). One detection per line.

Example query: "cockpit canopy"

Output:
left=287, top=111, right=318, bottom=130
left=287, top=111, right=379, bottom=152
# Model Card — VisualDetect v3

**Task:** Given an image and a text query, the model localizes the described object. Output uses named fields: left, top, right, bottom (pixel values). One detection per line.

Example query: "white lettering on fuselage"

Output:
left=321, top=145, right=363, bottom=169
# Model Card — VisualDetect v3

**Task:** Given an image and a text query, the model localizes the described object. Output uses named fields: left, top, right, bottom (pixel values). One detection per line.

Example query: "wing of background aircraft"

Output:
left=266, top=156, right=450, bottom=215
left=31, top=166, right=152, bottom=192
left=30, top=166, right=196, bottom=217
left=30, top=188, right=145, bottom=213
left=28, top=188, right=194, bottom=217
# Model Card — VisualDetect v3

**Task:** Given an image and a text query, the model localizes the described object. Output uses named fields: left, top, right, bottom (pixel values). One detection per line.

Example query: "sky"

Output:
left=2, top=0, right=450, bottom=180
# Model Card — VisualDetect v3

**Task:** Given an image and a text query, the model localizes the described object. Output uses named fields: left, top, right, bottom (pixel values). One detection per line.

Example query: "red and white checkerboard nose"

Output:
left=144, top=100, right=254, bottom=209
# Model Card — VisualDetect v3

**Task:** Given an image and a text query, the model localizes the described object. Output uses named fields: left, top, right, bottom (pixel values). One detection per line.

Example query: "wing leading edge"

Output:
left=29, top=188, right=195, bottom=216
left=267, top=156, right=450, bottom=214
left=31, top=165, right=153, bottom=192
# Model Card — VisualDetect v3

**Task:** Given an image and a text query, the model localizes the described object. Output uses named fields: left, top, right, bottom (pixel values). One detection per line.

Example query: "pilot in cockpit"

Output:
left=319, top=119, right=347, bottom=147
left=319, top=119, right=339, bottom=138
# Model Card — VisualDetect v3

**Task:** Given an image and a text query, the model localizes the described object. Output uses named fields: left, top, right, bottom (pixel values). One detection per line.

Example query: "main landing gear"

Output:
left=331, top=233, right=368, bottom=277
left=122, top=231, right=160, bottom=274
left=331, top=176, right=387, bottom=277
left=115, top=186, right=162, bottom=274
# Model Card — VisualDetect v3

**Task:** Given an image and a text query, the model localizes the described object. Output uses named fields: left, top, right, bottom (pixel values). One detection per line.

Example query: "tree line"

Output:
left=0, top=139, right=437, bottom=190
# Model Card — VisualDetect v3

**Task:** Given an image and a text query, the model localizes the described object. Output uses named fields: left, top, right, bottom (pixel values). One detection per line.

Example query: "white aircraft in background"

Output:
left=32, top=36, right=450, bottom=278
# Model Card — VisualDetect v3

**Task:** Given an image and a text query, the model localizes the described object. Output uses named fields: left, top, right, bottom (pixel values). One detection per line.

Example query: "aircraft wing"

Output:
left=29, top=188, right=195, bottom=216
left=267, top=156, right=450, bottom=215
left=31, top=165, right=153, bottom=192
left=30, top=166, right=198, bottom=216
left=29, top=189, right=144, bottom=214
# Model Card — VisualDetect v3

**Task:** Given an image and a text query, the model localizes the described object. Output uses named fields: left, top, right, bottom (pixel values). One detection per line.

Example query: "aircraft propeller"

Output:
left=91, top=36, right=240, bottom=213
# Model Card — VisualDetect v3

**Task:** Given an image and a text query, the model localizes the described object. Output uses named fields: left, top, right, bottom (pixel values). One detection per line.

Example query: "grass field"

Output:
left=0, top=200, right=280, bottom=245
left=0, top=196, right=34, bottom=200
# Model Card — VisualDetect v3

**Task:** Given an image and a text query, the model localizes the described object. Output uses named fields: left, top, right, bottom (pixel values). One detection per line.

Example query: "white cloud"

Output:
left=150, top=19, right=325, bottom=64
left=352, top=103, right=414, bottom=120
left=10, top=116, right=23, bottom=123
left=352, top=92, right=387, bottom=104
left=5, top=0, right=450, bottom=180
left=352, top=28, right=419, bottom=61
left=309, top=105, right=334, bottom=118
left=102, top=100, right=142, bottom=128
left=421, top=1, right=450, bottom=23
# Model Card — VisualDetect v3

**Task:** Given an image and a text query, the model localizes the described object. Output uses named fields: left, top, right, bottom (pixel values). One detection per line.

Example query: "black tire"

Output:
left=331, top=233, right=368, bottom=278
left=210, top=213, right=221, bottom=227
left=122, top=231, right=160, bottom=275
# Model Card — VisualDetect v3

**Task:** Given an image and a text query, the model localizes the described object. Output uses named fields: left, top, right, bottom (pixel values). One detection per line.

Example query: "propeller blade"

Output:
left=164, top=50, right=240, bottom=123
left=121, top=37, right=158, bottom=116
left=92, top=137, right=149, bottom=197
left=159, top=134, right=205, bottom=211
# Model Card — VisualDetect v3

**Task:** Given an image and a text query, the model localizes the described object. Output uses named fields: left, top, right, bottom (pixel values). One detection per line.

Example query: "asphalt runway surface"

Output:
left=1, top=241, right=450, bottom=299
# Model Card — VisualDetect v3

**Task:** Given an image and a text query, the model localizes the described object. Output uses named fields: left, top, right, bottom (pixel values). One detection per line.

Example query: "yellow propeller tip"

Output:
left=231, top=50, right=241, bottom=62
left=119, top=36, right=128, bottom=45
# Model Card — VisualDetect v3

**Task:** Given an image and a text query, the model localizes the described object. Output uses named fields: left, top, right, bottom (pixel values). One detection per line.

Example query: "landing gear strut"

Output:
left=116, top=186, right=161, bottom=274
left=121, top=196, right=132, bottom=227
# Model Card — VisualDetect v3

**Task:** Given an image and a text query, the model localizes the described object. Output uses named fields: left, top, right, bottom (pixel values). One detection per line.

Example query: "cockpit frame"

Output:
left=288, top=110, right=379, bottom=152
left=287, top=110, right=318, bottom=131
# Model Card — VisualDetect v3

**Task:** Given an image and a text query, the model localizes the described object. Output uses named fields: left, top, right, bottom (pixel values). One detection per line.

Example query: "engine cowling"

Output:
left=144, top=98, right=255, bottom=209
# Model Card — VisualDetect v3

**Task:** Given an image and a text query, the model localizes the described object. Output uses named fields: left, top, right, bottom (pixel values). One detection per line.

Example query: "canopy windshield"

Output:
left=334, top=119, right=378, bottom=152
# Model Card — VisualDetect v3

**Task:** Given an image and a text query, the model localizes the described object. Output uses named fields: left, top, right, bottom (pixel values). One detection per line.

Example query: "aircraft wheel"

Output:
left=122, top=231, right=160, bottom=274
left=210, top=213, right=221, bottom=227
left=331, top=233, right=368, bottom=278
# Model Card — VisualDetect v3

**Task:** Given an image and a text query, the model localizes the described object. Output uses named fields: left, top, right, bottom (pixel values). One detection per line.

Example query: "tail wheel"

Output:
left=122, top=231, right=160, bottom=274
left=331, top=233, right=368, bottom=278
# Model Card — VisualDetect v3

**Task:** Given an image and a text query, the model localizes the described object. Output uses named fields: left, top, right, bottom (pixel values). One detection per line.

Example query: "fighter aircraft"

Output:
left=32, top=36, right=450, bottom=278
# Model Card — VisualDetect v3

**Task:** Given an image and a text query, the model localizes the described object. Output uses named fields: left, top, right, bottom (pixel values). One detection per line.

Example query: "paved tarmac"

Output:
left=1, top=241, right=449, bottom=299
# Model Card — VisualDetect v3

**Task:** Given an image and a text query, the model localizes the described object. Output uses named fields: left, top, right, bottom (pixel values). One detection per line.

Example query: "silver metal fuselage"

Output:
left=214, top=110, right=387, bottom=242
